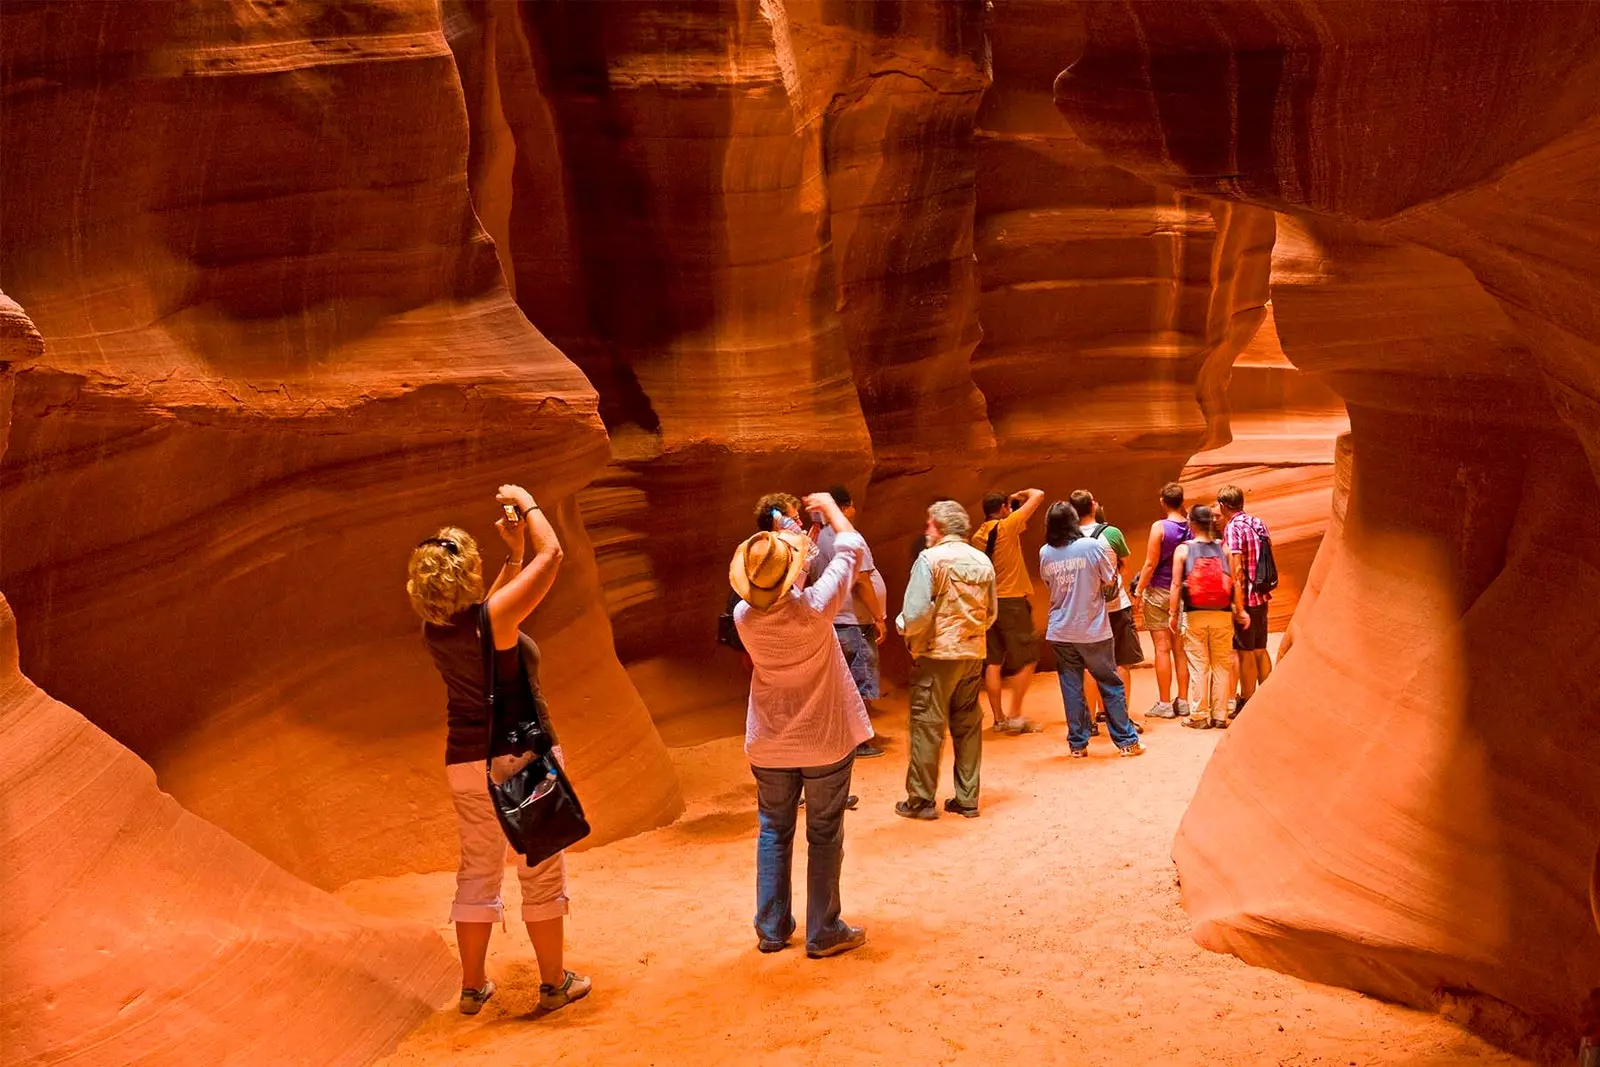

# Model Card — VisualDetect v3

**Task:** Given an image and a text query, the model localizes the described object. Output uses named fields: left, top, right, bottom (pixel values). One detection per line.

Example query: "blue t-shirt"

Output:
left=1039, top=538, right=1116, bottom=643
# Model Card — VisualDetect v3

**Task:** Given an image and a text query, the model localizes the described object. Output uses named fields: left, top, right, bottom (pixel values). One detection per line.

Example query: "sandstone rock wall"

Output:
left=0, top=0, right=682, bottom=890
left=444, top=0, right=1289, bottom=725
left=0, top=590, right=456, bottom=1065
left=1058, top=2, right=1600, bottom=1054
left=2, top=292, right=454, bottom=1064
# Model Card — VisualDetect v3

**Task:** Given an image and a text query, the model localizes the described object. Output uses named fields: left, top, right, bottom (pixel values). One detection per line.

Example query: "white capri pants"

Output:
left=445, top=754, right=569, bottom=924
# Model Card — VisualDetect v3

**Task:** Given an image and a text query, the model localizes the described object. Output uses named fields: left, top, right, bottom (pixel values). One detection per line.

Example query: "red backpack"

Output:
left=1183, top=542, right=1233, bottom=610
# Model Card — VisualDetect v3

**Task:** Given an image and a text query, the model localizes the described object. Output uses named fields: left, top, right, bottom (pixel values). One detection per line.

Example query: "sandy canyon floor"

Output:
left=341, top=668, right=1528, bottom=1067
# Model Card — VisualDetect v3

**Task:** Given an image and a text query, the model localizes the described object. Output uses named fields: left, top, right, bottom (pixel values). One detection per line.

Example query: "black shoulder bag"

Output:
left=479, top=604, right=591, bottom=866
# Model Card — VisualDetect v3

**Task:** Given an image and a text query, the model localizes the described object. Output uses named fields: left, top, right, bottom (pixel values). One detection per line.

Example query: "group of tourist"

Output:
left=725, top=479, right=1277, bottom=958
left=400, top=477, right=1277, bottom=1011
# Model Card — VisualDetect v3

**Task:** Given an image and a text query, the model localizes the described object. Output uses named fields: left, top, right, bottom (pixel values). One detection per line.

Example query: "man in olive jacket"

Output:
left=894, top=500, right=998, bottom=820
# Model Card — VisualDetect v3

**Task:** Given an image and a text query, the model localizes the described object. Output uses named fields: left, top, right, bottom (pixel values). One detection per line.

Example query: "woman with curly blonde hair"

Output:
left=406, top=484, right=591, bottom=1017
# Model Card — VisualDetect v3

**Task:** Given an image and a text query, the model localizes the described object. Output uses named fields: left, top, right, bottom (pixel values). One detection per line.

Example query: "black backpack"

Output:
left=1253, top=530, right=1280, bottom=596
left=716, top=589, right=746, bottom=652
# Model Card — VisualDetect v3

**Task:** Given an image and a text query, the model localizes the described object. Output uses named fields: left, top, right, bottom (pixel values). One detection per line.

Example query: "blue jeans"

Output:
left=1052, top=639, right=1139, bottom=750
left=834, top=624, right=881, bottom=699
left=750, top=753, right=855, bottom=951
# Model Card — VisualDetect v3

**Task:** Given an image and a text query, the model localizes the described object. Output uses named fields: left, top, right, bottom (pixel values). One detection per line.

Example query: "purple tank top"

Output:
left=1149, top=518, right=1192, bottom=589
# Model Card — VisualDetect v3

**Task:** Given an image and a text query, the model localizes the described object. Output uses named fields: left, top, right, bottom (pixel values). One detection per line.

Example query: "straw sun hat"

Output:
left=730, top=530, right=810, bottom=609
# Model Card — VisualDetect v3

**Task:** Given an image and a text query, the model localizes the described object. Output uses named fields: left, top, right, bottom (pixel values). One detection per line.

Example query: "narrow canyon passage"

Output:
left=342, top=667, right=1523, bottom=1067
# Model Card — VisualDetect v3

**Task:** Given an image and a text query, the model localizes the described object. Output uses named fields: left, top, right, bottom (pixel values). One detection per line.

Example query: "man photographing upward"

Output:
left=971, top=488, right=1046, bottom=734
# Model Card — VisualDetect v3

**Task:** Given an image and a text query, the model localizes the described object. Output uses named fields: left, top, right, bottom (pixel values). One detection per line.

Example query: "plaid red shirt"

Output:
left=1224, top=511, right=1273, bottom=608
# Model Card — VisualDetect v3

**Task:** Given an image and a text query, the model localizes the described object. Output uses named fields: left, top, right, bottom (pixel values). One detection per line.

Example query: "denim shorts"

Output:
left=834, top=623, right=880, bottom=700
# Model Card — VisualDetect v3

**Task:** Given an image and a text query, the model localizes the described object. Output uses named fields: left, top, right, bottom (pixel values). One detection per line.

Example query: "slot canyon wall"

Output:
left=442, top=0, right=1297, bottom=741
left=24, top=0, right=1561, bottom=1063
left=1056, top=1, right=1600, bottom=1057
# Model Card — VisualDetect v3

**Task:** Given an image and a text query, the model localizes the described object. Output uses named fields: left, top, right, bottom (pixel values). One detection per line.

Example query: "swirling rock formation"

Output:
left=443, top=0, right=1285, bottom=717
left=0, top=0, right=682, bottom=890
left=0, top=589, right=456, bottom=1065
left=1058, top=2, right=1600, bottom=1054
left=1181, top=303, right=1348, bottom=630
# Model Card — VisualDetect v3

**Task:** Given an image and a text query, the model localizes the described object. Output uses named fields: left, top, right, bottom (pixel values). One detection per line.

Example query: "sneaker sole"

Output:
left=894, top=805, right=938, bottom=821
left=806, top=937, right=867, bottom=959
left=539, top=982, right=592, bottom=1012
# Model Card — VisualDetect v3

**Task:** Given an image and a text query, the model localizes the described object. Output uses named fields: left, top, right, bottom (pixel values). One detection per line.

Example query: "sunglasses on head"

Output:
left=418, top=537, right=459, bottom=555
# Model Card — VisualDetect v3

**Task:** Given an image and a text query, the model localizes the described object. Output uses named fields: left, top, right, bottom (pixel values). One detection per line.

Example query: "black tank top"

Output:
left=421, top=605, right=555, bottom=765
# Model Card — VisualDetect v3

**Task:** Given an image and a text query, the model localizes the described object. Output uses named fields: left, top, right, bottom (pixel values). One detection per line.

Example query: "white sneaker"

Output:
left=459, top=979, right=496, bottom=1015
left=1147, top=701, right=1178, bottom=719
left=1175, top=699, right=1192, bottom=717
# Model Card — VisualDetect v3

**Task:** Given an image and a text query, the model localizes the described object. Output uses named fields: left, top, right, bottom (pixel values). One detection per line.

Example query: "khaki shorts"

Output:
left=446, top=755, right=569, bottom=923
left=1140, top=587, right=1174, bottom=632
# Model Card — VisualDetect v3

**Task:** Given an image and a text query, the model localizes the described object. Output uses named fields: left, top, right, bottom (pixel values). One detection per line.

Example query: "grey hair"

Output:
left=927, top=499, right=971, bottom=539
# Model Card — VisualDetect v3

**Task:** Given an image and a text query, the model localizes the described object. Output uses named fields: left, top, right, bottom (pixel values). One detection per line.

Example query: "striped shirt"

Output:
left=1224, top=511, right=1273, bottom=608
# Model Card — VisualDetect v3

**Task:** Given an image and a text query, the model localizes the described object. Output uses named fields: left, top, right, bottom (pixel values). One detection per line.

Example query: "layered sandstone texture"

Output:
left=442, top=0, right=1287, bottom=718
left=1181, top=304, right=1347, bottom=630
left=1059, top=3, right=1600, bottom=1055
left=0, top=0, right=682, bottom=892
left=0, top=590, right=456, bottom=1065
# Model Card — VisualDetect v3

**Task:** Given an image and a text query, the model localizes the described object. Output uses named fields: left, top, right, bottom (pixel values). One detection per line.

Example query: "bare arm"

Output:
left=1167, top=543, right=1188, bottom=634
left=487, top=487, right=564, bottom=650
left=854, top=571, right=885, bottom=625
left=1136, top=520, right=1163, bottom=596
left=1230, top=550, right=1249, bottom=624
left=1010, top=488, right=1046, bottom=525
left=486, top=518, right=528, bottom=598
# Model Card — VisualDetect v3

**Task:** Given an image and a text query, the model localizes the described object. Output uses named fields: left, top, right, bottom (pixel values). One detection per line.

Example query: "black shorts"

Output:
left=986, top=596, right=1038, bottom=675
left=1108, top=606, right=1144, bottom=667
left=1233, top=603, right=1270, bottom=651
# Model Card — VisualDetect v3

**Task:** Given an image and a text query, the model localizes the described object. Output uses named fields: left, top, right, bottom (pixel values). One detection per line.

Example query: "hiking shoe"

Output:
left=1069, top=748, right=1088, bottom=759
left=1147, top=701, right=1178, bottom=719
left=1094, top=711, right=1108, bottom=724
left=459, top=980, right=496, bottom=1015
left=1011, top=718, right=1045, bottom=734
left=1089, top=721, right=1101, bottom=737
left=853, top=741, right=885, bottom=759
left=942, top=798, right=980, bottom=819
left=1211, top=718, right=1229, bottom=730
left=1230, top=698, right=1247, bottom=720
left=1118, top=743, right=1147, bottom=758
left=894, top=798, right=938, bottom=820
left=1181, top=715, right=1213, bottom=730
left=538, top=970, right=592, bottom=1012
left=758, top=936, right=790, bottom=954
left=806, top=925, right=866, bottom=959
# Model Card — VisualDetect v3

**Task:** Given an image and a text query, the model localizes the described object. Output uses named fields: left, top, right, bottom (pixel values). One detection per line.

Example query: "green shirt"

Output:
left=1084, top=522, right=1131, bottom=609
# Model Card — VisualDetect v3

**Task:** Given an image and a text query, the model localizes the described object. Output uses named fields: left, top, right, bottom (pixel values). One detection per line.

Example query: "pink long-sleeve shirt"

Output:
left=734, top=531, right=873, bottom=769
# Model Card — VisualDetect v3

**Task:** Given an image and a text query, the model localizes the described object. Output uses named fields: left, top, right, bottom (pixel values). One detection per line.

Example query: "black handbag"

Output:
left=478, top=604, right=591, bottom=866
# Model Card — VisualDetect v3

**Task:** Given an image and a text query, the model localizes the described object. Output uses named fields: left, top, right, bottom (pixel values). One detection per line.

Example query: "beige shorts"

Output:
left=1140, top=587, right=1174, bottom=632
left=446, top=755, right=569, bottom=924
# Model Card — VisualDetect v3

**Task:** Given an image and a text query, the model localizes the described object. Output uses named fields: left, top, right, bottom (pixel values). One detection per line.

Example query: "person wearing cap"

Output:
left=731, top=491, right=872, bottom=960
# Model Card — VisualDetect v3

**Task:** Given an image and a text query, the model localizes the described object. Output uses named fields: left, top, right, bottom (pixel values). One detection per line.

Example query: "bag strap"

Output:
left=985, top=523, right=999, bottom=559
left=479, top=602, right=497, bottom=763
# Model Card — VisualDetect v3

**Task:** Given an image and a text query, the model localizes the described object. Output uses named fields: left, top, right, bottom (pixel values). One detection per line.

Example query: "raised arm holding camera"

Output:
left=406, top=484, right=592, bottom=1018
left=972, top=487, right=1045, bottom=733
left=731, top=491, right=874, bottom=960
